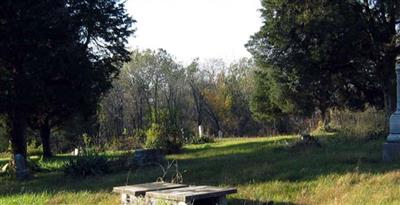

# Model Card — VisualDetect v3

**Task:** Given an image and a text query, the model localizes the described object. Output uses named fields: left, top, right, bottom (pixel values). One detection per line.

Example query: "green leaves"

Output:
left=247, top=0, right=399, bottom=122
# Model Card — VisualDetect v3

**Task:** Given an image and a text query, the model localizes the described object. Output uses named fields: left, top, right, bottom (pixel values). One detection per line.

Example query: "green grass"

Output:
left=1, top=133, right=400, bottom=204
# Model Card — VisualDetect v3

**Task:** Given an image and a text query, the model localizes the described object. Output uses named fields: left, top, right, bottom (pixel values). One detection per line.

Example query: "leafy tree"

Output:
left=247, top=0, right=398, bottom=124
left=0, top=0, right=134, bottom=158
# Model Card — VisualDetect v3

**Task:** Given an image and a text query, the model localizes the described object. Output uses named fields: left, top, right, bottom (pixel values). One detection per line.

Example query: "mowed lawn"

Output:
left=1, top=133, right=400, bottom=205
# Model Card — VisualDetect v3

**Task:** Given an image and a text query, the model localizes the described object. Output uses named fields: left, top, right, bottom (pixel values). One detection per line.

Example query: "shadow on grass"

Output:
left=0, top=134, right=398, bottom=204
left=230, top=198, right=296, bottom=205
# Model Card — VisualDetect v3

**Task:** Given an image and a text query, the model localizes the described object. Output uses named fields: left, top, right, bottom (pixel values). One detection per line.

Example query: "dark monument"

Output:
left=15, top=154, right=30, bottom=180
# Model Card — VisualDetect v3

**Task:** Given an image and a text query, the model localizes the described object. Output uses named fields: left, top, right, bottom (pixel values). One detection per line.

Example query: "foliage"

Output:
left=329, top=107, right=387, bottom=140
left=0, top=116, right=8, bottom=153
left=63, top=150, right=109, bottom=177
left=98, top=51, right=263, bottom=142
left=0, top=0, right=135, bottom=158
left=105, top=136, right=143, bottom=151
left=133, top=129, right=147, bottom=145
left=187, top=136, right=215, bottom=145
left=145, top=123, right=182, bottom=153
left=156, top=160, right=183, bottom=184
left=27, top=143, right=43, bottom=157
left=247, top=0, right=399, bottom=124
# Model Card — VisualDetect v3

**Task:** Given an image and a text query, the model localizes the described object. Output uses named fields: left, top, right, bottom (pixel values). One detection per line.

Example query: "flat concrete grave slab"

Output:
left=113, top=182, right=188, bottom=205
left=146, top=186, right=237, bottom=205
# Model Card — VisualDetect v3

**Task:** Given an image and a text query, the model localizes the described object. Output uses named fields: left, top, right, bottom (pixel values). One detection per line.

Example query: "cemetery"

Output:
left=1, top=0, right=400, bottom=204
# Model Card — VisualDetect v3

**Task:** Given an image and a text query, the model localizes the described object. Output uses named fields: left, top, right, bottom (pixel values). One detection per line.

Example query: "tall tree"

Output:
left=0, top=0, right=134, bottom=158
left=247, top=0, right=398, bottom=124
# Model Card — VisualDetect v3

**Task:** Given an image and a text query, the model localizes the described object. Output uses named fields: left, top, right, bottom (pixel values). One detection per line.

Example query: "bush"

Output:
left=329, top=107, right=386, bottom=140
left=187, top=136, right=214, bottom=144
left=104, top=129, right=147, bottom=151
left=133, top=129, right=147, bottom=145
left=27, top=143, right=43, bottom=156
left=107, top=153, right=137, bottom=172
left=0, top=116, right=9, bottom=153
left=145, top=123, right=182, bottom=153
left=63, top=149, right=109, bottom=177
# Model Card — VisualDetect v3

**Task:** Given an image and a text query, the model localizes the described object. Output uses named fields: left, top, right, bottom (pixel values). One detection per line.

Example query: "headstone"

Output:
left=15, top=154, right=30, bottom=180
left=74, top=148, right=79, bottom=156
left=383, top=63, right=400, bottom=161
left=198, top=125, right=203, bottom=138
left=218, top=130, right=223, bottom=138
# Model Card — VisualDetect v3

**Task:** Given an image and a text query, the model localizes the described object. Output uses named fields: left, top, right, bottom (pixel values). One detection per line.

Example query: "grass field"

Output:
left=1, top=133, right=400, bottom=205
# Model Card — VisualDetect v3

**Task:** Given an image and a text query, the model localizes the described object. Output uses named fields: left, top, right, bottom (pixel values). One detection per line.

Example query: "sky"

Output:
left=125, top=0, right=263, bottom=64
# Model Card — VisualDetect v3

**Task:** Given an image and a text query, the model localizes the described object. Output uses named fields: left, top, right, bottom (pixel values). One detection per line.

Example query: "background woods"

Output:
left=0, top=0, right=398, bottom=168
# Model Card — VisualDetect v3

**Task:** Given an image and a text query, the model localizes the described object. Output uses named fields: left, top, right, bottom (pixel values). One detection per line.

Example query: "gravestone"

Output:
left=15, top=154, right=30, bottom=180
left=134, top=149, right=165, bottom=166
left=218, top=130, right=223, bottom=139
left=383, top=63, right=400, bottom=161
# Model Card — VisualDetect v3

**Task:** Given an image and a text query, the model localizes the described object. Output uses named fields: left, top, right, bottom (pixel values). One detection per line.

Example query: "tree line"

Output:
left=247, top=0, right=400, bottom=127
left=96, top=50, right=262, bottom=145
left=1, top=0, right=399, bottom=159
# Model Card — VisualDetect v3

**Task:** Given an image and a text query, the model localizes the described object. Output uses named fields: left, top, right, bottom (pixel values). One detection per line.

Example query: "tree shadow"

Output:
left=230, top=198, right=297, bottom=205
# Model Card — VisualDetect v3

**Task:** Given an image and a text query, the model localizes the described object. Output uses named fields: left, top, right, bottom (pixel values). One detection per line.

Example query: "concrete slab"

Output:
left=113, top=182, right=188, bottom=196
left=146, top=185, right=237, bottom=202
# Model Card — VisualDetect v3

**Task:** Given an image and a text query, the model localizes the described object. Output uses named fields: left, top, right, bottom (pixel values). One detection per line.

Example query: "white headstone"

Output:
left=74, top=148, right=79, bottom=156
left=198, top=125, right=203, bottom=138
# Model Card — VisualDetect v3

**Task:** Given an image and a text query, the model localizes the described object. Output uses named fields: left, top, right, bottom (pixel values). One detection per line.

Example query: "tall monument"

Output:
left=383, top=63, right=400, bottom=161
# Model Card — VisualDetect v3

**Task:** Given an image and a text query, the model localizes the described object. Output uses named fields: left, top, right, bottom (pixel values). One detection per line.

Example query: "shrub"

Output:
left=27, top=143, right=43, bottom=156
left=63, top=149, right=109, bottom=177
left=107, top=153, right=137, bottom=172
left=145, top=123, right=164, bottom=149
left=0, top=117, right=8, bottom=153
left=104, top=129, right=147, bottom=151
left=187, top=136, right=214, bottom=145
left=145, top=123, right=183, bottom=153
left=329, top=107, right=386, bottom=140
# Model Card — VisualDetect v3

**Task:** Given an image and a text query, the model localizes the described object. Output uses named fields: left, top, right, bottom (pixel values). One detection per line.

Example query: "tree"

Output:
left=247, top=0, right=398, bottom=125
left=0, top=0, right=134, bottom=158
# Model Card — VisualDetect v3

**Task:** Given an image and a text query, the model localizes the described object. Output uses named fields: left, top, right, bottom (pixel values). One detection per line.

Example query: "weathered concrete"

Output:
left=113, top=182, right=187, bottom=205
left=146, top=186, right=237, bottom=205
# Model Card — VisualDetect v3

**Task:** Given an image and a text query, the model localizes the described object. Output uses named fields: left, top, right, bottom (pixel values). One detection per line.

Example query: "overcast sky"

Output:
left=125, top=0, right=262, bottom=64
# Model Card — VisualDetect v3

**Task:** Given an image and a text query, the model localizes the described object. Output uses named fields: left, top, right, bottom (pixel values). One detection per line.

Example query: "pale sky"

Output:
left=125, top=0, right=262, bottom=64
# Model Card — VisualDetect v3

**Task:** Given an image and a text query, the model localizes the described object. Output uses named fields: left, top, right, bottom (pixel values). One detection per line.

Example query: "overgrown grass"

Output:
left=1, top=133, right=399, bottom=204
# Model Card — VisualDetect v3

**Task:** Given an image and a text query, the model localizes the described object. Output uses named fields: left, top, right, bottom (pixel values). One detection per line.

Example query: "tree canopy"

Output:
left=247, top=0, right=400, bottom=124
left=0, top=0, right=135, bottom=157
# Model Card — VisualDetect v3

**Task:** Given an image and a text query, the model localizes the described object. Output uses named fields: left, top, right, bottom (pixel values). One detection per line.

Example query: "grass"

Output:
left=1, top=133, right=400, bottom=204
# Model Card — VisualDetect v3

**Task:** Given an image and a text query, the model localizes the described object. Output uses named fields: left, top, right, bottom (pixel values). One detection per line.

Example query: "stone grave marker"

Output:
left=15, top=154, right=30, bottom=180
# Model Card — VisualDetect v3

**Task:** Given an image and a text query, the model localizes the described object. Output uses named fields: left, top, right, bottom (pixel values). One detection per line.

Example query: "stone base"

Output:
left=383, top=142, right=400, bottom=162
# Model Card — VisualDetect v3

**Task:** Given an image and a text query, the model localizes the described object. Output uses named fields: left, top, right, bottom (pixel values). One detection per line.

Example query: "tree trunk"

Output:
left=8, top=109, right=27, bottom=158
left=40, top=120, right=52, bottom=158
